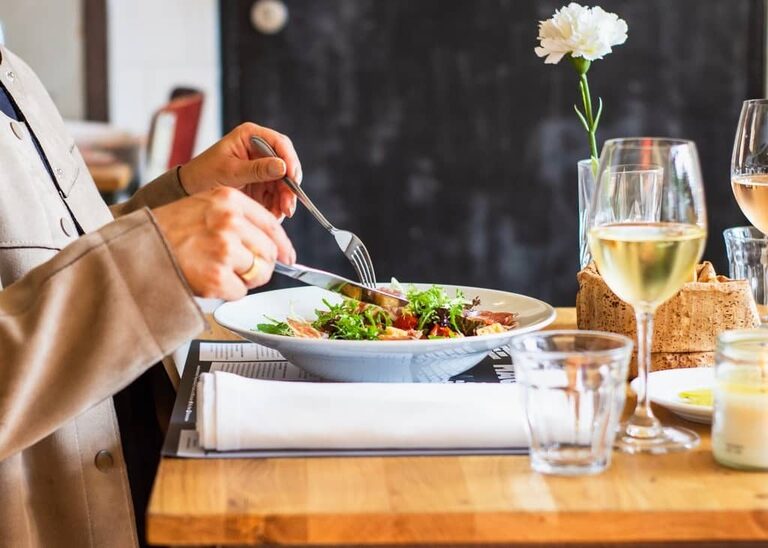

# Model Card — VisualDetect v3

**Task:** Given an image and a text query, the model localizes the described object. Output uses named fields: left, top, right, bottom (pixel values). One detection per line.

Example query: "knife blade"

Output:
left=273, top=262, right=408, bottom=308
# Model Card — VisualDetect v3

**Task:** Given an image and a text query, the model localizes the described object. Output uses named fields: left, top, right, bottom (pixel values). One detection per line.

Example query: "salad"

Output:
left=256, top=283, right=518, bottom=340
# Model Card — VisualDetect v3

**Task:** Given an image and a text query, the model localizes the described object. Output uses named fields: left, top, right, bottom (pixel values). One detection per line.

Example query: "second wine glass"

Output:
left=732, top=99, right=768, bottom=234
left=588, top=138, right=708, bottom=454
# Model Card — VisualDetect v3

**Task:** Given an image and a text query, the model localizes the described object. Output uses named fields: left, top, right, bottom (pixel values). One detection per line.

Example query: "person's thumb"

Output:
left=234, top=157, right=286, bottom=185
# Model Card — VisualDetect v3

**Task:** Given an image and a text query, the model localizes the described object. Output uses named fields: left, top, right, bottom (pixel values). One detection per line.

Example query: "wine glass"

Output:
left=588, top=138, right=707, bottom=454
left=732, top=99, right=768, bottom=234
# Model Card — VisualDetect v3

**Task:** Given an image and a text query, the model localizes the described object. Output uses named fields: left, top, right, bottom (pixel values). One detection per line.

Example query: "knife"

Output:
left=273, top=262, right=408, bottom=308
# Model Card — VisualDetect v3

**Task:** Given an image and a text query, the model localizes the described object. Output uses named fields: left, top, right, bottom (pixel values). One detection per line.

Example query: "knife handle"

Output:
left=274, top=261, right=299, bottom=279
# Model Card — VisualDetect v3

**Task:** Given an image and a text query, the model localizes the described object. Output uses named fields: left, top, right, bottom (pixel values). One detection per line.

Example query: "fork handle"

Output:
left=250, top=136, right=334, bottom=232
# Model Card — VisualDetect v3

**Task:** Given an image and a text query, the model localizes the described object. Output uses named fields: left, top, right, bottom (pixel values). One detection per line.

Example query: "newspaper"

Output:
left=162, top=340, right=526, bottom=458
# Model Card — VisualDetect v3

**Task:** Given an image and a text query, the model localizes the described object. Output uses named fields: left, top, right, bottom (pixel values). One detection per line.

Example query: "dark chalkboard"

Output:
left=221, top=0, right=764, bottom=306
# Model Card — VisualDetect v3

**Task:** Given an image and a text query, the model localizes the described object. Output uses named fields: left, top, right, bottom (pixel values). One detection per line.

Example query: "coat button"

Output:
left=60, top=217, right=73, bottom=237
left=94, top=450, right=114, bottom=472
left=10, top=121, right=23, bottom=140
left=6, top=71, right=15, bottom=81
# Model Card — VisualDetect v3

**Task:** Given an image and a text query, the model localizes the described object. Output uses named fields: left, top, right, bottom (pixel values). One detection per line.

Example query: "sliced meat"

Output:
left=463, top=310, right=519, bottom=327
left=287, top=319, right=326, bottom=339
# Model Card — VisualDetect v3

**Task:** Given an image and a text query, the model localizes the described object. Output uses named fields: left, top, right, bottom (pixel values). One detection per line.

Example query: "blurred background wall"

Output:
left=106, top=0, right=221, bottom=152
left=0, top=0, right=221, bottom=152
left=0, top=0, right=765, bottom=305
left=222, top=0, right=765, bottom=305
left=0, top=0, right=86, bottom=119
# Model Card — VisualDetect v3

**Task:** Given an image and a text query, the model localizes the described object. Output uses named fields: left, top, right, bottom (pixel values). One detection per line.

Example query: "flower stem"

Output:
left=578, top=73, right=599, bottom=173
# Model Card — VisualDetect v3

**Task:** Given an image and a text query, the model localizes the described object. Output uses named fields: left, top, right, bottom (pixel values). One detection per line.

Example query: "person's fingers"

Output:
left=258, top=184, right=284, bottom=220
left=226, top=235, right=257, bottom=276
left=241, top=124, right=302, bottom=183
left=207, top=188, right=295, bottom=263
left=230, top=191, right=294, bottom=263
left=235, top=222, right=279, bottom=266
left=216, top=268, right=249, bottom=301
left=237, top=254, right=276, bottom=288
left=279, top=186, right=297, bottom=217
left=219, top=232, right=280, bottom=293
left=232, top=157, right=287, bottom=186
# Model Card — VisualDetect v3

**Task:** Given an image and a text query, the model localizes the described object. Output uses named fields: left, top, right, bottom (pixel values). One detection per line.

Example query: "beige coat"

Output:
left=0, top=46, right=206, bottom=547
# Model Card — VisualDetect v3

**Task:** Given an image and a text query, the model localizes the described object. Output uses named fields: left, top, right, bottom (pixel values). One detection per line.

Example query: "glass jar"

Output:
left=712, top=329, right=768, bottom=470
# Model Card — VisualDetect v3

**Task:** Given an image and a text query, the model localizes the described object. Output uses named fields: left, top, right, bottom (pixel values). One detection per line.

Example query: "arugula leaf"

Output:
left=312, top=299, right=389, bottom=340
left=405, top=285, right=466, bottom=332
left=255, top=316, right=293, bottom=336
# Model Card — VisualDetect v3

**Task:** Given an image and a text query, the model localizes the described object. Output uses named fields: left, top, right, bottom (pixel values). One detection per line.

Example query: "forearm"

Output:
left=109, top=167, right=188, bottom=218
left=0, top=209, right=205, bottom=460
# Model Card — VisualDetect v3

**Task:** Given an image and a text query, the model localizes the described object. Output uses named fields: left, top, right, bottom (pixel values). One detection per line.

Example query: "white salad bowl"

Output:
left=213, top=284, right=556, bottom=382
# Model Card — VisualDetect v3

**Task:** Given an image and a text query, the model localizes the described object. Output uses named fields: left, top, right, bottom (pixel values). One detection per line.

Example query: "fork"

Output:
left=250, top=136, right=377, bottom=287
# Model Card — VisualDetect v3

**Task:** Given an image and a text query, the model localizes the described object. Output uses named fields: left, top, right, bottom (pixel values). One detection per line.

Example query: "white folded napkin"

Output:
left=196, top=371, right=527, bottom=451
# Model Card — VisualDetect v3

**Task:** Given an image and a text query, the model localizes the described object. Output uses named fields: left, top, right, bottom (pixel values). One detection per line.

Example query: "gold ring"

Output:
left=240, top=255, right=260, bottom=282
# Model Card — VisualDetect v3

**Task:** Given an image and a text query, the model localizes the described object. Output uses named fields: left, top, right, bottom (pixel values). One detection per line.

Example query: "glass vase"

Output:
left=578, top=159, right=596, bottom=269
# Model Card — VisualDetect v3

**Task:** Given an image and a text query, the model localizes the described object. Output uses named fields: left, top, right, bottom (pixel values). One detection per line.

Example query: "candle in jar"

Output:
left=712, top=380, right=768, bottom=470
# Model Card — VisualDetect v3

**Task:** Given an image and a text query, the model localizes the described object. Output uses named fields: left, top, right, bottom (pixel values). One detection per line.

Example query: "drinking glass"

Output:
left=510, top=330, right=633, bottom=476
left=588, top=138, right=708, bottom=453
left=732, top=99, right=768, bottom=234
left=724, top=226, right=768, bottom=323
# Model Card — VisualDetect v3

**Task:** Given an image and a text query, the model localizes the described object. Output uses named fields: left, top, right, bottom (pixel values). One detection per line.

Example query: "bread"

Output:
left=576, top=262, right=760, bottom=376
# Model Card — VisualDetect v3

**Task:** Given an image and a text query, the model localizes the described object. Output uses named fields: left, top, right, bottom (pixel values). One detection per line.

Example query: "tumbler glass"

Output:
left=509, top=330, right=633, bottom=476
left=724, top=226, right=768, bottom=323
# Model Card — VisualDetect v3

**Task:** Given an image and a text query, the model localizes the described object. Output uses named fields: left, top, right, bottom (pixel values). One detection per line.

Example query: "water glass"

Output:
left=509, top=331, right=633, bottom=476
left=606, top=164, right=663, bottom=223
left=724, top=226, right=768, bottom=322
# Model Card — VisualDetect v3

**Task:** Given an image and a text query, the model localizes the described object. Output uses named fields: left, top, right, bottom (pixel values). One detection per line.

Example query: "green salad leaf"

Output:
left=406, top=285, right=466, bottom=332
left=254, top=285, right=475, bottom=340
left=255, top=316, right=293, bottom=336
left=312, top=298, right=390, bottom=340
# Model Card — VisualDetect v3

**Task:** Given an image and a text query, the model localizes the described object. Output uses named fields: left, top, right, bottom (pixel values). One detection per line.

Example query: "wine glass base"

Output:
left=614, top=425, right=700, bottom=455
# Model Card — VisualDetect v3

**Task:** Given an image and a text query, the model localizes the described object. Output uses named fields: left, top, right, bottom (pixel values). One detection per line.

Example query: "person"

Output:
left=0, top=45, right=302, bottom=547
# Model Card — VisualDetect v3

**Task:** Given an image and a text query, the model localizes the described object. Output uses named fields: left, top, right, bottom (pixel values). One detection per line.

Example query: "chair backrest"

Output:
left=145, top=91, right=204, bottom=181
left=169, top=86, right=201, bottom=101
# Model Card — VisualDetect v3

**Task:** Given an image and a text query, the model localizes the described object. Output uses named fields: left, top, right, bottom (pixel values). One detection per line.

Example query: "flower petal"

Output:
left=535, top=3, right=628, bottom=64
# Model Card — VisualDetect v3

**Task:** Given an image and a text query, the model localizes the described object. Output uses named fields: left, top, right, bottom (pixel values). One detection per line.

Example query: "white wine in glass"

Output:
left=589, top=138, right=707, bottom=454
left=590, top=223, right=706, bottom=310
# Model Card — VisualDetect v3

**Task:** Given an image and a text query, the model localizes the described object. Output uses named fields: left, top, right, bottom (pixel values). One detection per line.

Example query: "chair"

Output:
left=144, top=89, right=204, bottom=181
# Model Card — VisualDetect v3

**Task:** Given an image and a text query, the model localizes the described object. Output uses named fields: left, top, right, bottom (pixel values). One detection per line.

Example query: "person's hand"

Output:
left=178, top=123, right=302, bottom=221
left=152, top=187, right=296, bottom=300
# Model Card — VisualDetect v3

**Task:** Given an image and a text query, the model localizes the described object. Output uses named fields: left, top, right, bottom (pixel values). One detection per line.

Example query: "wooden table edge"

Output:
left=148, top=507, right=768, bottom=545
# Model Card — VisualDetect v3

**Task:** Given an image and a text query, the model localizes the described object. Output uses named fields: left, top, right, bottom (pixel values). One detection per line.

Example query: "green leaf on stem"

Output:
left=593, top=97, right=603, bottom=131
left=573, top=105, right=590, bottom=132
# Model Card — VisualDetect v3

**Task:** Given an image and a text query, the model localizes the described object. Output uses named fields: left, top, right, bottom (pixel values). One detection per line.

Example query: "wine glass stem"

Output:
left=627, top=310, right=662, bottom=439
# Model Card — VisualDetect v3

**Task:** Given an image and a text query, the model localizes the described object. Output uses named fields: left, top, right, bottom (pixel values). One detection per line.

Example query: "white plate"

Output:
left=214, top=284, right=555, bottom=382
left=630, top=368, right=714, bottom=424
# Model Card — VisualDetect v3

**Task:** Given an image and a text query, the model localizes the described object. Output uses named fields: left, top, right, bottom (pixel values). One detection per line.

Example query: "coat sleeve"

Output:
left=0, top=208, right=206, bottom=461
left=109, top=166, right=189, bottom=218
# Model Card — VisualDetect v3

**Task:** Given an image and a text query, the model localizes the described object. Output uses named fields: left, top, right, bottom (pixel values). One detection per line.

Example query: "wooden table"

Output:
left=147, top=308, right=768, bottom=546
left=88, top=162, right=133, bottom=193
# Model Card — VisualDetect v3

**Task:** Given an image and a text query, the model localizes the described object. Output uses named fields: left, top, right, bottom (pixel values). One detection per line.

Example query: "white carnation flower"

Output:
left=535, top=3, right=628, bottom=65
